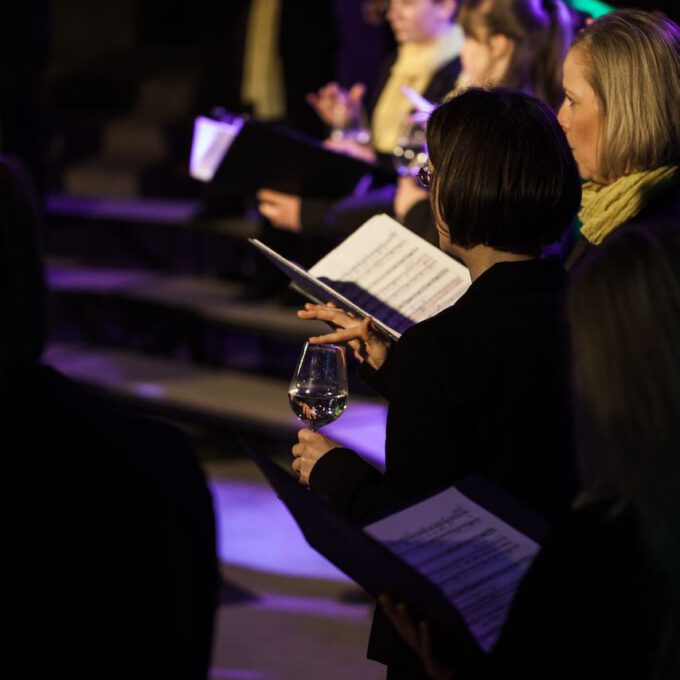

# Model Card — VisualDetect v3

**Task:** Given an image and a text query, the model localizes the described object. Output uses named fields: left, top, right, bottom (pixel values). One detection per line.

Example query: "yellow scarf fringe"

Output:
left=579, top=165, right=680, bottom=245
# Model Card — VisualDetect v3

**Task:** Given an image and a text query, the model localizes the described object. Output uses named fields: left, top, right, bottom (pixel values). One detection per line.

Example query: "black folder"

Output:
left=213, top=116, right=391, bottom=198
left=247, top=444, right=551, bottom=661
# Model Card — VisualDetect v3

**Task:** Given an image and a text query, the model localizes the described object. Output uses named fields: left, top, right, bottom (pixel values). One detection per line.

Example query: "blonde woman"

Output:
left=557, top=9, right=680, bottom=268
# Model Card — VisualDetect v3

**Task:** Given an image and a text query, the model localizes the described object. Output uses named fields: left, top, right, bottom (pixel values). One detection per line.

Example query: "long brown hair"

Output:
left=459, top=0, right=573, bottom=110
left=568, top=222, right=680, bottom=678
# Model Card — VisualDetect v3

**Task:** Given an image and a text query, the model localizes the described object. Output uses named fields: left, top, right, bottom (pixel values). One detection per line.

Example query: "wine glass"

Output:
left=392, top=118, right=428, bottom=178
left=329, top=97, right=371, bottom=145
left=289, top=342, right=348, bottom=431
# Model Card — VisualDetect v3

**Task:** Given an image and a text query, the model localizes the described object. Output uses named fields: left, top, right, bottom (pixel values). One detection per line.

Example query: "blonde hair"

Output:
left=572, top=10, right=680, bottom=182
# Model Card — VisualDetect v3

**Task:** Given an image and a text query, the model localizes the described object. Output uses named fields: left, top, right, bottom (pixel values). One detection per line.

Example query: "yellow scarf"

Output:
left=580, top=165, right=680, bottom=245
left=371, top=24, right=463, bottom=154
left=241, top=0, right=285, bottom=121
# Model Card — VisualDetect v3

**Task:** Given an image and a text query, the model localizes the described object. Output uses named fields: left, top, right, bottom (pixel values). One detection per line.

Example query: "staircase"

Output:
left=40, top=0, right=387, bottom=463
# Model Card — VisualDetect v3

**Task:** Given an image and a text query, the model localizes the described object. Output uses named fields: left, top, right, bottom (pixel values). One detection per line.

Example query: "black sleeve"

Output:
left=300, top=185, right=396, bottom=239
left=309, top=446, right=384, bottom=523
left=310, top=323, right=454, bottom=522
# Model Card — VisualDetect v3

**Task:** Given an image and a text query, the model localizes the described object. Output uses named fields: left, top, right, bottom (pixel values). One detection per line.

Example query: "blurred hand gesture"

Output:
left=306, top=82, right=366, bottom=131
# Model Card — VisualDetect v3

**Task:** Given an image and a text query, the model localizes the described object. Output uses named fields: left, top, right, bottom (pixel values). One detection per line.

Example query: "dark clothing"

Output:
left=199, top=0, right=337, bottom=138
left=299, top=56, right=461, bottom=242
left=476, top=499, right=665, bottom=680
left=6, top=364, right=218, bottom=680
left=309, top=256, right=579, bottom=669
left=561, top=182, right=680, bottom=270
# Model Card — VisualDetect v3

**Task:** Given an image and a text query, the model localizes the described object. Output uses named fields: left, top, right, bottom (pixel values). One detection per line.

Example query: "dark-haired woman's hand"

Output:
left=297, top=303, right=391, bottom=370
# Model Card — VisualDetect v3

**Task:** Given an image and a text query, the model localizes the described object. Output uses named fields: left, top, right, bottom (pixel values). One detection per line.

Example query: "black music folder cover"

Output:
left=190, top=113, right=385, bottom=197
left=247, top=445, right=550, bottom=657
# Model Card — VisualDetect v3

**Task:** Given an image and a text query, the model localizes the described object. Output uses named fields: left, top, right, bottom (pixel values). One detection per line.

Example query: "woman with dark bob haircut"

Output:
left=292, top=88, right=582, bottom=678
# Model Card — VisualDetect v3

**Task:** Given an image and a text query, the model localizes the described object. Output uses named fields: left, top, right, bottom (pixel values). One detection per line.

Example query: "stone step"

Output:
left=101, top=117, right=170, bottom=162
left=44, top=344, right=386, bottom=468
left=62, top=158, right=143, bottom=198
left=46, top=261, right=325, bottom=340
left=135, top=71, right=199, bottom=121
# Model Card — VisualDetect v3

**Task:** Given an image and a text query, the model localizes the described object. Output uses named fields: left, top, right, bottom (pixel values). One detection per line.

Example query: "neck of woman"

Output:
left=452, top=243, right=534, bottom=282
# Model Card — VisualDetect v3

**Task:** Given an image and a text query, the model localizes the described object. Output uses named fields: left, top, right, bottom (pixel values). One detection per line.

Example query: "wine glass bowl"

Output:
left=392, top=119, right=428, bottom=177
left=289, top=342, right=348, bottom=431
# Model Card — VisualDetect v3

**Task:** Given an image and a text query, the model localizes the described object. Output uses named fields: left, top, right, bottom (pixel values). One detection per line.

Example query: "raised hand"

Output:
left=297, top=302, right=391, bottom=371
left=306, top=82, right=366, bottom=131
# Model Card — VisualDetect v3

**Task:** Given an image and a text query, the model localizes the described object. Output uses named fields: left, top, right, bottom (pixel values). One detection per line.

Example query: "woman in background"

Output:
left=256, top=0, right=461, bottom=241
left=397, top=0, right=574, bottom=228
left=383, top=220, right=680, bottom=679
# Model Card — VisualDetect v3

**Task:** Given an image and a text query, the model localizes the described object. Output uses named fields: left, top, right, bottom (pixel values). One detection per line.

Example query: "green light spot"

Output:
left=569, top=0, right=614, bottom=19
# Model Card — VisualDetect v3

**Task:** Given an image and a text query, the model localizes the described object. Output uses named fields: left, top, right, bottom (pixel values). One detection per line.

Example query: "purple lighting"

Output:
left=210, top=479, right=350, bottom=581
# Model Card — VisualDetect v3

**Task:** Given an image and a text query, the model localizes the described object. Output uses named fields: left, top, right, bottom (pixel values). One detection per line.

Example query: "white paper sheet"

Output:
left=365, top=486, right=540, bottom=652
left=190, top=115, right=244, bottom=182
left=309, top=214, right=470, bottom=329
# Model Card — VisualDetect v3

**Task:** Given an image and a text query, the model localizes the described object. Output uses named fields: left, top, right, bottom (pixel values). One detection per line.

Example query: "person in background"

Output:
left=557, top=9, right=680, bottom=268
left=256, top=0, right=461, bottom=243
left=2, top=157, right=218, bottom=679
left=292, top=88, right=582, bottom=678
left=397, top=0, right=574, bottom=233
left=382, top=220, right=680, bottom=680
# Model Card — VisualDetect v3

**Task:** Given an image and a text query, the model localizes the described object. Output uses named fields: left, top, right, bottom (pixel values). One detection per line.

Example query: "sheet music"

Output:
left=190, top=115, right=244, bottom=182
left=365, top=486, right=540, bottom=652
left=309, top=214, right=470, bottom=326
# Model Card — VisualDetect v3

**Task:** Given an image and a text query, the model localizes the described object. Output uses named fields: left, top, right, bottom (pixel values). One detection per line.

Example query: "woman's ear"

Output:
left=488, top=33, right=514, bottom=61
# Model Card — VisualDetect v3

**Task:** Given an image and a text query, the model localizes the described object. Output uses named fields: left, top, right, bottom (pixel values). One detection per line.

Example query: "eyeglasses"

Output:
left=417, top=163, right=432, bottom=189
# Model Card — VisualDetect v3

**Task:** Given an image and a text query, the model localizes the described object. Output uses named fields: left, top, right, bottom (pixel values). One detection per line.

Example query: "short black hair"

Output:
left=427, top=87, right=581, bottom=256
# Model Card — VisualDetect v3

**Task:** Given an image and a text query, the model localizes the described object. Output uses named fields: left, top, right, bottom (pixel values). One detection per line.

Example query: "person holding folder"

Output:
left=256, top=0, right=462, bottom=240
left=292, top=88, right=582, bottom=677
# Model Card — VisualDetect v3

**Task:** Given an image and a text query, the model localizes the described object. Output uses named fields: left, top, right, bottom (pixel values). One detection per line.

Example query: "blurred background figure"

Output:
left=383, top=220, right=680, bottom=680
left=2, top=156, right=218, bottom=679
left=397, top=0, right=575, bottom=234
left=0, top=1, right=52, bottom=198
left=256, top=0, right=461, bottom=246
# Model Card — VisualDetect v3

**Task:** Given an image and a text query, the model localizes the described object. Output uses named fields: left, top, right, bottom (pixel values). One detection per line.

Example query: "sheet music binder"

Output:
left=193, top=113, right=389, bottom=198
left=247, top=445, right=550, bottom=660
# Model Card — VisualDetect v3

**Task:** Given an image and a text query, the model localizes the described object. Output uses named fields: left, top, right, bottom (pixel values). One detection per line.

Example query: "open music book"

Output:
left=248, top=446, right=549, bottom=657
left=249, top=214, right=471, bottom=341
